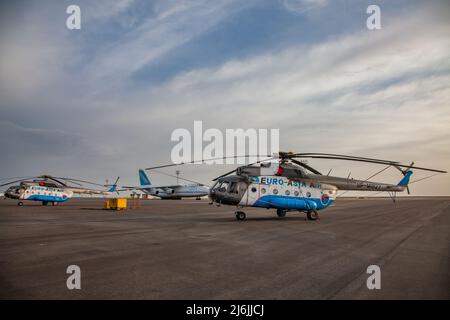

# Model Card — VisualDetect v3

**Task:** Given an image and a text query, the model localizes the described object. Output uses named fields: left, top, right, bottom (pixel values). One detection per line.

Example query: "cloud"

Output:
left=0, top=120, right=92, bottom=176
left=117, top=3, right=449, bottom=128
left=281, top=0, right=328, bottom=14
left=83, top=0, right=253, bottom=86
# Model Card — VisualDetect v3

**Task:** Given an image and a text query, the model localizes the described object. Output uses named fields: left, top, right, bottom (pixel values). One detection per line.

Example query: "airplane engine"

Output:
left=153, top=188, right=171, bottom=198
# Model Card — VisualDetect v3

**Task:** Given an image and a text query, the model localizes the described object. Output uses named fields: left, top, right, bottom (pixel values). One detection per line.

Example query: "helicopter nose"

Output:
left=209, top=190, right=241, bottom=206
left=208, top=189, right=217, bottom=202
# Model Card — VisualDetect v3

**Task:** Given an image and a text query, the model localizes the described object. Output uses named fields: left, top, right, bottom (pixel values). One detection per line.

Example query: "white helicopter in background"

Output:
left=0, top=175, right=119, bottom=206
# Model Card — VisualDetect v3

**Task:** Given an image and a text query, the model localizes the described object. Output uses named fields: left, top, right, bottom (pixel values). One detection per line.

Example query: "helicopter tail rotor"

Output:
left=106, top=177, right=120, bottom=193
left=395, top=162, right=415, bottom=195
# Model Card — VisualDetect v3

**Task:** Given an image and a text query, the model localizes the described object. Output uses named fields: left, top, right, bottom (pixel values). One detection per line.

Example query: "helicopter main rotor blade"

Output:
left=290, top=159, right=322, bottom=175
left=212, top=168, right=240, bottom=182
left=291, top=154, right=399, bottom=166
left=152, top=170, right=209, bottom=187
left=395, top=164, right=447, bottom=173
left=59, top=179, right=83, bottom=186
left=44, top=176, right=68, bottom=186
left=290, top=152, right=401, bottom=163
left=291, top=154, right=402, bottom=166
left=54, top=177, right=105, bottom=187
left=290, top=154, right=446, bottom=173
left=145, top=155, right=273, bottom=171
left=0, top=178, right=34, bottom=187
left=212, top=157, right=276, bottom=181
left=50, top=177, right=83, bottom=186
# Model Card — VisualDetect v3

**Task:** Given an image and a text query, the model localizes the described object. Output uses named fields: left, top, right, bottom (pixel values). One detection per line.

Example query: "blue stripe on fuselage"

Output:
left=27, top=195, right=70, bottom=202
left=253, top=195, right=334, bottom=210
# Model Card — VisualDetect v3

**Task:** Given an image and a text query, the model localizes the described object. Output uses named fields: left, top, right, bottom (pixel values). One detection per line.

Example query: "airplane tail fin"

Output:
left=139, top=169, right=151, bottom=186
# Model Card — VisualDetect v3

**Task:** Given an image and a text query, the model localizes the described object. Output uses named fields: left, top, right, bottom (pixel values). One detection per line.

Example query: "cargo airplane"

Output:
left=122, top=170, right=209, bottom=200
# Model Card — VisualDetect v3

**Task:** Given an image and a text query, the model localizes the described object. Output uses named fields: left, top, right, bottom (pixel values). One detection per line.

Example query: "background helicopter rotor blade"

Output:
left=54, top=177, right=105, bottom=187
left=0, top=176, right=35, bottom=182
left=114, top=177, right=120, bottom=185
left=42, top=176, right=68, bottom=186
left=59, top=179, right=83, bottom=186
left=50, top=177, right=84, bottom=186
left=103, top=176, right=120, bottom=187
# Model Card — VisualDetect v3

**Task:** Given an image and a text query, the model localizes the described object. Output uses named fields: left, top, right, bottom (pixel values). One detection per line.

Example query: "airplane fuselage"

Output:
left=141, top=184, right=209, bottom=199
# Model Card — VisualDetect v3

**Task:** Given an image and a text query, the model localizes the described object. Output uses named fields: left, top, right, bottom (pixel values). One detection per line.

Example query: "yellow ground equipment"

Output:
left=103, top=198, right=127, bottom=210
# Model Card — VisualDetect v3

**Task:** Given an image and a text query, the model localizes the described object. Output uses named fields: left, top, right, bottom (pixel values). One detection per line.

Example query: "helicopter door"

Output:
left=246, top=183, right=260, bottom=206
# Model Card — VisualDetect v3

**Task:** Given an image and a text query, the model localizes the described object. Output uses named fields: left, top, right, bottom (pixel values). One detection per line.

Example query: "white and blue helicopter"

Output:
left=146, top=152, right=446, bottom=221
left=0, top=175, right=119, bottom=206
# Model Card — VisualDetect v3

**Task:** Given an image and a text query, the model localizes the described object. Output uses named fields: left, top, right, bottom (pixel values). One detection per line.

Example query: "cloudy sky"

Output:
left=0, top=0, right=449, bottom=195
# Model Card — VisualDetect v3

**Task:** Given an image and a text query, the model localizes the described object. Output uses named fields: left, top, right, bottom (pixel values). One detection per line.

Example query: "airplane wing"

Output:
left=119, top=184, right=182, bottom=191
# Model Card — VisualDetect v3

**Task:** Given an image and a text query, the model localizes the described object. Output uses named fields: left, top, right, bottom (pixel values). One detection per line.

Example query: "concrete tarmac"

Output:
left=0, top=197, right=448, bottom=299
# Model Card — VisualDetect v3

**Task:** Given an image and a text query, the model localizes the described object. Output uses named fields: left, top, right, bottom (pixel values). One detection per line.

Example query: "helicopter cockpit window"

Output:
left=211, top=181, right=220, bottom=193
left=228, top=182, right=239, bottom=194
left=219, top=182, right=229, bottom=193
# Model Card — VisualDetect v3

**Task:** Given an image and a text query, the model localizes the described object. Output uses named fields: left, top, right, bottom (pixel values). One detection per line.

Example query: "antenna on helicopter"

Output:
left=176, top=170, right=180, bottom=184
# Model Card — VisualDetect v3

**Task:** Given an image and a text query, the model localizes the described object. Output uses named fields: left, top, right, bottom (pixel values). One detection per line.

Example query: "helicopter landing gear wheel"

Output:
left=306, top=210, right=319, bottom=221
left=18, top=201, right=23, bottom=206
left=276, top=208, right=287, bottom=218
left=235, top=211, right=246, bottom=221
